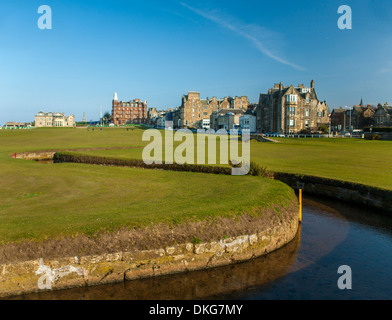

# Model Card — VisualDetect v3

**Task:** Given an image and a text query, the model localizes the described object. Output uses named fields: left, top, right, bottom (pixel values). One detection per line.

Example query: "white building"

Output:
left=4, top=122, right=31, bottom=129
left=35, top=111, right=75, bottom=128
left=239, top=113, right=257, bottom=133
left=157, top=115, right=167, bottom=128
left=201, top=119, right=210, bottom=129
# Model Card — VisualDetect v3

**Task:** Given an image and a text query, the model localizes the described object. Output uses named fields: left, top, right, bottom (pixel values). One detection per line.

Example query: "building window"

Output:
left=287, top=107, right=296, bottom=115
left=305, top=109, right=310, bottom=117
left=287, top=119, right=295, bottom=127
left=286, top=95, right=298, bottom=103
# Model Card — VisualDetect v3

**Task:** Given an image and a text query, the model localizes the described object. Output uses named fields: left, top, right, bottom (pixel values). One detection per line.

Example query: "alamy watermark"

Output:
left=338, top=5, right=352, bottom=30
left=142, top=122, right=251, bottom=176
left=37, top=5, right=52, bottom=30
left=337, top=265, right=352, bottom=290
left=36, top=5, right=351, bottom=31
left=36, top=258, right=84, bottom=290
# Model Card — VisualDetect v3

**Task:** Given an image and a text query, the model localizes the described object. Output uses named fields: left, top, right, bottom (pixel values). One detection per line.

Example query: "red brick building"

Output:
left=112, top=92, right=148, bottom=125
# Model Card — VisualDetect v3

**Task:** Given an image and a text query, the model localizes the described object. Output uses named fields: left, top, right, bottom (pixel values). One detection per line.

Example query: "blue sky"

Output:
left=0, top=0, right=391, bottom=123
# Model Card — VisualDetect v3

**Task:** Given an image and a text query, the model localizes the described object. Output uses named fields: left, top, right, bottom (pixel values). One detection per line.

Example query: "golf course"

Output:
left=0, top=126, right=391, bottom=246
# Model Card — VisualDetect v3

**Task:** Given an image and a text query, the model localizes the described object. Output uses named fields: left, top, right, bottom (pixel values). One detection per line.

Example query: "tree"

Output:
left=319, top=125, right=328, bottom=134
left=102, top=111, right=113, bottom=125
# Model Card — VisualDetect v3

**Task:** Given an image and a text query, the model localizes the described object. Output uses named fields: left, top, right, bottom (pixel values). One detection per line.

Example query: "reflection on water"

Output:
left=224, top=196, right=392, bottom=300
left=11, top=196, right=392, bottom=300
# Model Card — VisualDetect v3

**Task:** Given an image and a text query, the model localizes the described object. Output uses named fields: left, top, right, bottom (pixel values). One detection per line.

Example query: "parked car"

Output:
left=271, top=132, right=285, bottom=138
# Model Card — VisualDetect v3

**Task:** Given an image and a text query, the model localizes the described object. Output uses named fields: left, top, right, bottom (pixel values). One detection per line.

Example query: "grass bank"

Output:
left=0, top=128, right=295, bottom=246
left=53, top=128, right=392, bottom=190
left=1, top=127, right=390, bottom=245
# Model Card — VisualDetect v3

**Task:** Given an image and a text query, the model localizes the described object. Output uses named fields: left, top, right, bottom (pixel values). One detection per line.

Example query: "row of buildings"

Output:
left=2, top=112, right=76, bottom=129
left=2, top=122, right=32, bottom=129
left=111, top=92, right=148, bottom=126
left=141, top=81, right=392, bottom=134
left=9, top=81, right=388, bottom=132
left=256, top=81, right=330, bottom=134
left=113, top=91, right=252, bottom=130
left=34, top=111, right=75, bottom=127
left=330, top=102, right=392, bottom=132
left=133, top=80, right=330, bottom=134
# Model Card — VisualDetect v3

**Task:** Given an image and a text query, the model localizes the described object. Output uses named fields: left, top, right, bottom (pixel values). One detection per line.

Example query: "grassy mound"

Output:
left=0, top=128, right=296, bottom=245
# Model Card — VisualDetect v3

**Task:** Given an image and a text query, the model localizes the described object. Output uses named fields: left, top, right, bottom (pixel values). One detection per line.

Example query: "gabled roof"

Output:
left=331, top=108, right=346, bottom=115
left=244, top=108, right=255, bottom=115
left=262, top=84, right=318, bottom=101
left=213, top=109, right=244, bottom=116
left=352, top=106, right=365, bottom=114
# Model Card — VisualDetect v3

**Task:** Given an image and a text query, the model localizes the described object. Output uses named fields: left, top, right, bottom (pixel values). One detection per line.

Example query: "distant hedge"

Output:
left=53, top=152, right=270, bottom=177
left=363, top=127, right=392, bottom=132
left=54, top=152, right=232, bottom=175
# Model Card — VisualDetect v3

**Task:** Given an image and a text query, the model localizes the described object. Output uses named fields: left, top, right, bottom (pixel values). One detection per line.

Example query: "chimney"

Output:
left=113, top=92, right=118, bottom=101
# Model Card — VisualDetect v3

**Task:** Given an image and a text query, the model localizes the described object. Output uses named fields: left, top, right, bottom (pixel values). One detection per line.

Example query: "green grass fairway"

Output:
left=1, top=127, right=391, bottom=244
left=52, top=128, right=391, bottom=190
left=251, top=138, right=392, bottom=190
left=0, top=128, right=295, bottom=244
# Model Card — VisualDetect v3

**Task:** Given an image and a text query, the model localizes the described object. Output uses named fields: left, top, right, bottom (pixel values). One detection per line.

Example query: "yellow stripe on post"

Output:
left=299, top=189, right=303, bottom=223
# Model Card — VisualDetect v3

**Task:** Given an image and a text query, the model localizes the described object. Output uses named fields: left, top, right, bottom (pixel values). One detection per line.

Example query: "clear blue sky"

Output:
left=1, top=0, right=391, bottom=124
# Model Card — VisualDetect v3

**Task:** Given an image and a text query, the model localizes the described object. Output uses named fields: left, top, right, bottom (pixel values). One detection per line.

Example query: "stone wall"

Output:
left=0, top=217, right=299, bottom=298
left=12, top=151, right=56, bottom=161
left=272, top=172, right=392, bottom=214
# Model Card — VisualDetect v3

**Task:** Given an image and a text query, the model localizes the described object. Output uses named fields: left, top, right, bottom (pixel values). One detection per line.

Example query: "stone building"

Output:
left=374, top=103, right=392, bottom=127
left=228, top=96, right=249, bottom=110
left=330, top=107, right=346, bottom=132
left=148, top=107, right=174, bottom=127
left=239, top=109, right=257, bottom=133
left=5, top=122, right=31, bottom=128
left=175, top=92, right=218, bottom=129
left=256, top=80, right=329, bottom=134
left=34, top=111, right=75, bottom=127
left=175, top=91, right=249, bottom=129
left=330, top=103, right=378, bottom=132
left=210, top=109, right=244, bottom=131
left=147, top=107, right=158, bottom=126
left=111, top=92, right=148, bottom=126
left=347, top=104, right=376, bottom=130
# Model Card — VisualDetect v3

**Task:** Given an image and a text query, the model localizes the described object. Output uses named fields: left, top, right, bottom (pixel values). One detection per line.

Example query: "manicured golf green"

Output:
left=251, top=137, right=392, bottom=191
left=0, top=127, right=295, bottom=244
left=65, top=128, right=392, bottom=190
left=1, top=127, right=391, bottom=244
